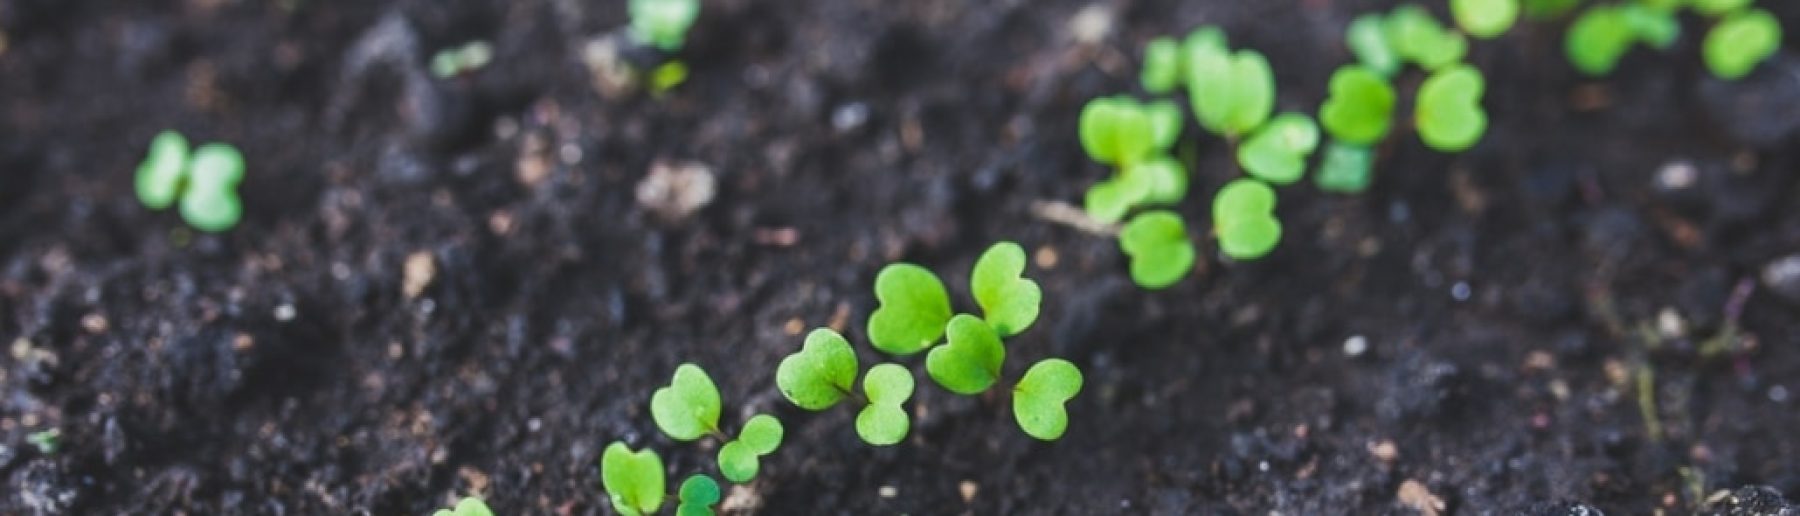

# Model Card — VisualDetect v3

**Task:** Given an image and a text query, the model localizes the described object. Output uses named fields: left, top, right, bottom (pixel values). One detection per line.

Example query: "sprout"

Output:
left=135, top=132, right=246, bottom=233
left=1704, top=9, right=1781, bottom=80
left=649, top=61, right=690, bottom=95
left=1690, top=0, right=1753, bottom=17
left=717, top=414, right=783, bottom=483
left=1565, top=6, right=1635, bottom=75
left=601, top=442, right=665, bottom=516
left=1012, top=359, right=1084, bottom=441
left=676, top=475, right=721, bottom=516
left=855, top=363, right=914, bottom=446
left=136, top=131, right=188, bottom=210
left=1346, top=14, right=1401, bottom=78
left=1140, top=36, right=1182, bottom=94
left=1236, top=113, right=1321, bottom=185
left=1185, top=33, right=1275, bottom=138
left=1320, top=65, right=1396, bottom=145
left=1384, top=5, right=1467, bottom=71
left=1118, top=210, right=1196, bottom=289
left=775, top=329, right=858, bottom=410
left=1210, top=179, right=1282, bottom=261
left=926, top=314, right=1006, bottom=395
left=430, top=41, right=494, bottom=79
left=27, top=428, right=59, bottom=454
left=1414, top=64, right=1489, bottom=152
left=1078, top=96, right=1180, bottom=167
left=970, top=241, right=1041, bottom=337
left=1083, top=154, right=1187, bottom=223
left=1314, top=141, right=1376, bottom=194
left=1451, top=0, right=1520, bottom=39
left=650, top=363, right=722, bottom=441
left=628, top=0, right=700, bottom=52
left=865, top=263, right=951, bottom=355
left=431, top=497, right=494, bottom=516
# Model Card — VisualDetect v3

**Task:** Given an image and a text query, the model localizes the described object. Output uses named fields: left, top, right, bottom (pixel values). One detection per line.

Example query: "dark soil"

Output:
left=3, top=0, right=1800, bottom=514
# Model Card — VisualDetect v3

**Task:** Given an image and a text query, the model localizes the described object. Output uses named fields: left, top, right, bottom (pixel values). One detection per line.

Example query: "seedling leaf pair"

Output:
left=651, top=364, right=783, bottom=482
left=867, top=242, right=1041, bottom=355
left=1564, top=4, right=1679, bottom=76
left=1237, top=113, right=1320, bottom=185
left=1415, top=65, right=1489, bottom=152
left=1347, top=14, right=1401, bottom=77
left=136, top=131, right=246, bottom=233
left=1186, top=35, right=1274, bottom=138
left=856, top=363, right=915, bottom=446
left=774, top=329, right=917, bottom=446
left=1704, top=9, right=1781, bottom=80
left=676, top=475, right=721, bottom=516
left=1211, top=179, right=1282, bottom=260
left=926, top=315, right=1005, bottom=395
left=1078, top=97, right=1180, bottom=167
left=1119, top=211, right=1195, bottom=289
left=1140, top=37, right=1183, bottom=94
left=602, top=442, right=665, bottom=516
left=1084, top=155, right=1188, bottom=223
left=1315, top=141, right=1376, bottom=194
left=717, top=415, right=783, bottom=483
left=432, top=497, right=494, bottom=516
left=1385, top=5, right=1468, bottom=71
left=970, top=241, right=1042, bottom=337
left=1451, top=0, right=1520, bottom=40
left=1319, top=65, right=1396, bottom=145
left=628, top=0, right=700, bottom=51
left=1013, top=359, right=1083, bottom=440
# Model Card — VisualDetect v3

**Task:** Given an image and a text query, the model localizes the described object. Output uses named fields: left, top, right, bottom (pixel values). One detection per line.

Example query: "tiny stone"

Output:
left=80, top=313, right=109, bottom=334
left=1761, top=254, right=1800, bottom=304
left=958, top=480, right=978, bottom=503
left=878, top=486, right=897, bottom=499
left=783, top=318, right=804, bottom=336
left=1451, top=282, right=1471, bottom=301
left=1034, top=246, right=1059, bottom=270
left=1772, top=385, right=1790, bottom=403
left=403, top=251, right=436, bottom=300
left=831, top=102, right=869, bottom=133
left=1656, top=307, right=1685, bottom=339
left=636, top=160, right=717, bottom=222
left=559, top=143, right=583, bottom=165
left=1343, top=335, right=1369, bottom=357
left=1368, top=440, right=1399, bottom=463
left=1068, top=5, right=1113, bottom=46
left=527, top=418, right=541, bottom=432
left=1655, top=160, right=1697, bottom=191
left=273, top=304, right=296, bottom=322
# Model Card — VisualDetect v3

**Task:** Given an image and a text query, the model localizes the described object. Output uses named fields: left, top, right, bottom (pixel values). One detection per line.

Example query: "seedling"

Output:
left=601, top=442, right=665, bottom=515
left=429, top=41, right=493, bottom=79
left=774, top=329, right=919, bottom=445
left=1314, top=141, right=1376, bottom=194
left=855, top=363, right=915, bottom=446
left=628, top=0, right=700, bottom=52
left=1452, top=0, right=1520, bottom=39
left=1564, top=4, right=1678, bottom=76
left=1118, top=210, right=1196, bottom=289
left=649, top=364, right=784, bottom=483
left=1078, top=97, right=1187, bottom=222
left=1084, top=155, right=1187, bottom=224
left=1140, top=36, right=1182, bottom=94
left=865, top=264, right=952, bottom=355
left=676, top=475, right=721, bottom=516
left=1704, top=9, right=1781, bottom=80
left=1210, top=179, right=1282, bottom=261
left=1385, top=5, right=1467, bottom=71
left=27, top=428, right=59, bottom=454
left=432, top=497, right=494, bottom=516
left=136, top=131, right=246, bottom=233
left=1320, top=65, right=1396, bottom=146
left=1237, top=113, right=1321, bottom=185
left=649, top=61, right=690, bottom=95
left=1185, top=34, right=1274, bottom=138
left=970, top=241, right=1042, bottom=337
left=926, top=314, right=1005, bottom=395
left=1414, top=64, right=1489, bottom=152
left=1013, top=359, right=1084, bottom=441
left=1347, top=14, right=1401, bottom=77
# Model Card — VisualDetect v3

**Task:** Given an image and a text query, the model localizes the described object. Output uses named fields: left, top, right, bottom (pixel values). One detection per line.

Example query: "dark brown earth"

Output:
left=3, top=0, right=1799, bottom=514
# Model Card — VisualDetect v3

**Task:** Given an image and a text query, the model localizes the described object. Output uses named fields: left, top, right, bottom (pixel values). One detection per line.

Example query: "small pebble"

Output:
left=80, top=313, right=109, bottom=334
left=1772, top=385, right=1790, bottom=403
left=959, top=480, right=978, bottom=503
left=1654, top=160, right=1697, bottom=191
left=1368, top=440, right=1398, bottom=463
left=1068, top=5, right=1113, bottom=46
left=1656, top=307, right=1686, bottom=339
left=403, top=251, right=436, bottom=300
left=1451, top=282, right=1471, bottom=301
left=1343, top=335, right=1369, bottom=357
left=1760, top=254, right=1800, bottom=304
left=831, top=102, right=869, bottom=133
left=636, top=160, right=716, bottom=222
left=273, top=304, right=296, bottom=322
left=878, top=486, right=897, bottom=499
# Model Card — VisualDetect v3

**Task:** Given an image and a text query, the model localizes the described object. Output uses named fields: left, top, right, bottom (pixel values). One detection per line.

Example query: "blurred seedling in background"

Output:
left=586, top=0, right=699, bottom=96
left=1210, top=180, right=1282, bottom=261
left=1563, top=0, right=1781, bottom=80
left=650, top=364, right=784, bottom=483
left=778, top=332, right=918, bottom=445
left=135, top=131, right=246, bottom=233
left=1704, top=8, right=1781, bottom=80
left=1118, top=211, right=1196, bottom=290
left=430, top=497, right=494, bottom=516
left=27, top=428, right=60, bottom=454
left=600, top=443, right=665, bottom=515
left=1415, top=64, right=1490, bottom=152
left=1077, top=96, right=1186, bottom=223
left=429, top=40, right=493, bottom=79
left=1452, top=0, right=1522, bottom=39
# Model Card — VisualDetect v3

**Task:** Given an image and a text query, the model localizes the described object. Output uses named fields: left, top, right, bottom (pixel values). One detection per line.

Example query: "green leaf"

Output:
left=737, top=414, right=783, bottom=455
left=1124, top=155, right=1188, bottom=205
left=1704, top=9, right=1782, bottom=80
left=926, top=314, right=1006, bottom=395
left=1211, top=179, right=1282, bottom=261
left=1210, top=178, right=1276, bottom=224
left=601, top=442, right=665, bottom=516
left=1012, top=358, right=1083, bottom=441
left=866, top=263, right=952, bottom=355
left=717, top=441, right=757, bottom=483
left=1452, top=0, right=1520, bottom=39
left=650, top=363, right=722, bottom=441
left=1145, top=100, right=1184, bottom=152
left=1188, top=45, right=1275, bottom=138
left=628, top=0, right=701, bottom=51
left=1415, top=64, right=1489, bottom=152
left=856, top=363, right=914, bottom=446
left=136, top=131, right=189, bottom=210
left=1082, top=175, right=1150, bottom=224
left=1386, top=5, right=1467, bottom=71
left=432, top=496, right=494, bottom=516
left=1320, top=65, right=1397, bottom=145
left=1314, top=141, right=1376, bottom=194
left=1118, top=211, right=1195, bottom=289
left=776, top=328, right=858, bottom=410
left=1346, top=14, right=1400, bottom=77
left=1566, top=6, right=1635, bottom=76
left=1690, top=0, right=1753, bottom=17
left=1237, top=113, right=1321, bottom=185
left=1523, top=0, right=1580, bottom=19
left=1140, top=37, right=1182, bottom=94
left=676, top=475, right=721, bottom=516
left=1077, top=97, right=1155, bottom=166
left=971, top=241, right=1041, bottom=337
left=1620, top=4, right=1680, bottom=50
left=179, top=143, right=246, bottom=233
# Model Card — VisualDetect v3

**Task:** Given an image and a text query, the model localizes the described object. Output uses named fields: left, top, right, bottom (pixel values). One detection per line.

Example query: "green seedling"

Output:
left=1211, top=179, right=1282, bottom=261
left=676, top=475, right=721, bottom=516
left=432, top=497, right=494, bottom=516
left=776, top=328, right=858, bottom=410
left=1185, top=32, right=1275, bottom=138
left=601, top=442, right=665, bottom=516
left=856, top=363, right=914, bottom=446
left=717, top=414, right=783, bottom=483
left=1237, top=113, right=1320, bottom=185
left=27, top=428, right=59, bottom=454
left=1141, top=36, right=1182, bottom=94
left=926, top=314, right=1006, bottom=395
left=649, top=61, right=690, bottom=95
left=866, top=263, right=952, bottom=355
left=1012, top=359, right=1084, bottom=441
left=1118, top=210, right=1196, bottom=289
left=1704, top=9, right=1781, bottom=80
left=1314, top=141, right=1376, bottom=194
left=1320, top=65, right=1396, bottom=145
left=1078, top=96, right=1181, bottom=167
left=1415, top=64, right=1489, bottom=152
left=1452, top=0, right=1520, bottom=39
left=629, top=0, right=700, bottom=51
left=1084, top=155, right=1187, bottom=224
left=1347, top=14, right=1401, bottom=77
left=1565, top=4, right=1679, bottom=76
left=1385, top=5, right=1468, bottom=71
left=971, top=241, right=1041, bottom=337
left=651, top=363, right=722, bottom=441
left=1691, top=0, right=1753, bottom=17
left=430, top=41, right=493, bottom=79
left=136, top=132, right=247, bottom=233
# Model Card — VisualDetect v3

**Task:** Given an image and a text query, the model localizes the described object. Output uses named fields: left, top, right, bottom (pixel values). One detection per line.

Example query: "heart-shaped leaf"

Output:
left=602, top=442, right=666, bottom=516
left=856, top=363, right=914, bottom=446
left=432, top=497, right=494, bottom=516
left=971, top=241, right=1041, bottom=337
left=1125, top=155, right=1188, bottom=205
left=1118, top=211, right=1196, bottom=289
left=1319, top=65, right=1396, bottom=145
left=1385, top=5, right=1467, bottom=71
left=776, top=328, right=858, bottom=410
left=651, top=363, right=721, bottom=441
left=676, top=475, right=721, bottom=516
left=1077, top=97, right=1155, bottom=166
left=135, top=131, right=189, bottom=210
left=1415, top=64, right=1489, bottom=152
left=1346, top=14, right=1400, bottom=77
left=1140, top=36, right=1182, bottom=94
left=1145, top=100, right=1184, bottom=153
left=1212, top=179, right=1283, bottom=260
left=180, top=143, right=246, bottom=233
left=628, top=0, right=701, bottom=51
left=1237, top=113, right=1320, bottom=185
left=1452, top=0, right=1520, bottom=39
left=1083, top=173, right=1151, bottom=224
left=1187, top=43, right=1275, bottom=138
left=1619, top=4, right=1678, bottom=50
left=1013, top=358, right=1084, bottom=441
left=1704, top=9, right=1781, bottom=80
left=717, top=414, right=782, bottom=483
left=1314, top=141, right=1376, bottom=194
left=866, top=263, right=952, bottom=356
left=926, top=314, right=1006, bottom=395
left=1565, top=6, right=1635, bottom=76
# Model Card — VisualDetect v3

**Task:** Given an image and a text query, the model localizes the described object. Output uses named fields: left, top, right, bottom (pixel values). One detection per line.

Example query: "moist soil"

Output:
left=3, top=0, right=1800, bottom=514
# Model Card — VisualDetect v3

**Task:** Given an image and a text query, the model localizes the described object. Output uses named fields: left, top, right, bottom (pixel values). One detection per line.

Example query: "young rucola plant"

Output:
left=1559, top=0, right=1782, bottom=80
left=627, top=0, right=700, bottom=93
left=136, top=130, right=247, bottom=233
